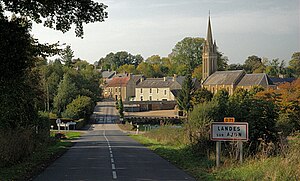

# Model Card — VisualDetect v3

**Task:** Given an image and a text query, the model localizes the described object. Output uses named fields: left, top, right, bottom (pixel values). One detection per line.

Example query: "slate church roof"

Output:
left=238, top=73, right=274, bottom=87
left=203, top=70, right=245, bottom=85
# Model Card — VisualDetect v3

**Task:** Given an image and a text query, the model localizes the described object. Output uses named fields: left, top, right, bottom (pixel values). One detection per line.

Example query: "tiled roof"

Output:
left=136, top=78, right=175, bottom=88
left=238, top=73, right=267, bottom=86
left=102, top=71, right=116, bottom=78
left=203, top=70, right=245, bottom=85
left=106, top=77, right=130, bottom=87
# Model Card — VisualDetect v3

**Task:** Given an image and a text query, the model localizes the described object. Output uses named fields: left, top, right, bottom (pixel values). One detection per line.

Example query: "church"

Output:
left=201, top=16, right=275, bottom=95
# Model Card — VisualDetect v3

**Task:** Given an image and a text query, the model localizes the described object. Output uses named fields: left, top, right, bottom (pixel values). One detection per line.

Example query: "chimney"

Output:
left=140, top=77, right=143, bottom=82
left=163, top=77, right=166, bottom=81
left=173, top=74, right=177, bottom=82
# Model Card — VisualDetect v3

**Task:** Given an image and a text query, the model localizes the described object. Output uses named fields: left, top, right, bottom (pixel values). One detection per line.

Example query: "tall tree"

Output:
left=98, top=51, right=144, bottom=70
left=53, top=73, right=78, bottom=116
left=61, top=45, right=74, bottom=67
left=177, top=74, right=194, bottom=114
left=243, top=55, right=264, bottom=73
left=289, top=52, right=300, bottom=78
left=169, top=37, right=205, bottom=74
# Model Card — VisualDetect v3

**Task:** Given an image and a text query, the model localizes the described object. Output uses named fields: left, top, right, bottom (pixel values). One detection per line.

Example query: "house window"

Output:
left=119, top=87, right=121, bottom=92
left=164, top=90, right=167, bottom=95
left=149, top=96, right=152, bottom=101
left=157, top=88, right=159, bottom=93
left=141, top=88, right=143, bottom=93
left=150, top=88, right=152, bottom=94
left=115, top=88, right=118, bottom=92
left=140, top=96, right=143, bottom=101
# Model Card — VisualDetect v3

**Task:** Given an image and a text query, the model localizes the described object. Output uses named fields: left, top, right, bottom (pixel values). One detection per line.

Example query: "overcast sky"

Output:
left=31, top=0, right=300, bottom=65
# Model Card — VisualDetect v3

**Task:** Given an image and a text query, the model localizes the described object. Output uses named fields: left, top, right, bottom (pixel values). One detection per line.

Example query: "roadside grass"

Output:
left=0, top=131, right=82, bottom=181
left=214, top=139, right=300, bottom=181
left=130, top=126, right=300, bottom=181
left=130, top=134, right=215, bottom=180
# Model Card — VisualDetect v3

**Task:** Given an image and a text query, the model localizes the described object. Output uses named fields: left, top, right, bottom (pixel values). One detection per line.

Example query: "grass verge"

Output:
left=131, top=129, right=300, bottom=181
left=0, top=131, right=82, bottom=181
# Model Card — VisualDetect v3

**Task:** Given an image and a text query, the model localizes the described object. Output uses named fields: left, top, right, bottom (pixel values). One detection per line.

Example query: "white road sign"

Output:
left=211, top=122, right=248, bottom=141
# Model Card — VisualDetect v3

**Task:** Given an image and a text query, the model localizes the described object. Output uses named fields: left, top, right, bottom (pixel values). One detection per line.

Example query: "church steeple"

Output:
left=206, top=15, right=213, bottom=46
left=202, top=14, right=218, bottom=81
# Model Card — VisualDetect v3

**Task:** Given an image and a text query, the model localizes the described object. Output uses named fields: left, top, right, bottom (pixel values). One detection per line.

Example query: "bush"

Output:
left=188, top=101, right=215, bottom=155
left=62, top=96, right=93, bottom=119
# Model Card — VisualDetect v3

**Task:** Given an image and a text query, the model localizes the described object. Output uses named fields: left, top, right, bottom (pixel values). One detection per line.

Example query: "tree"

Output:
left=177, top=74, right=194, bottom=114
left=61, top=45, right=74, bottom=67
left=136, top=62, right=155, bottom=77
left=98, top=51, right=144, bottom=70
left=117, top=64, right=136, bottom=74
left=118, top=97, right=124, bottom=118
left=211, top=89, right=229, bottom=121
left=63, top=96, right=93, bottom=119
left=243, top=55, right=264, bottom=73
left=169, top=37, right=205, bottom=74
left=1, top=0, right=108, bottom=37
left=53, top=73, right=78, bottom=115
left=217, top=52, right=228, bottom=71
left=191, top=88, right=213, bottom=106
left=265, top=58, right=286, bottom=77
left=289, top=52, right=300, bottom=78
left=227, top=63, right=243, bottom=70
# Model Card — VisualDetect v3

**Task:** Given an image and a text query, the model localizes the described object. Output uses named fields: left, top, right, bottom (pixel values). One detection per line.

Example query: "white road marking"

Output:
left=112, top=171, right=117, bottom=179
left=103, top=119, right=118, bottom=180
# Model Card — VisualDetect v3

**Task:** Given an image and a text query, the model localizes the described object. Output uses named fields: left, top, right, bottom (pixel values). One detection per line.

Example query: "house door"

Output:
left=148, top=104, right=152, bottom=110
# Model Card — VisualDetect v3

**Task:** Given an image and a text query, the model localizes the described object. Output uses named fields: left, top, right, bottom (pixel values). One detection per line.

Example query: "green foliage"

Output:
left=217, top=52, right=229, bottom=71
left=177, top=74, right=194, bottom=113
left=2, top=0, right=108, bottom=37
left=118, top=97, right=124, bottom=118
left=215, top=141, right=300, bottom=180
left=98, top=51, right=144, bottom=70
left=188, top=101, right=215, bottom=154
left=211, top=89, right=229, bottom=121
left=289, top=52, right=300, bottom=78
left=61, top=45, right=74, bottom=67
left=53, top=73, right=78, bottom=115
left=62, top=96, right=93, bottom=119
left=191, top=88, right=213, bottom=106
left=243, top=55, right=264, bottom=73
left=169, top=37, right=205, bottom=73
left=136, top=62, right=155, bottom=77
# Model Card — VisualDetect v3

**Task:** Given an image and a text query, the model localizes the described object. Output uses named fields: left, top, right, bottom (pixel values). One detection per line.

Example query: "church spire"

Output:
left=202, top=13, right=218, bottom=82
left=206, top=14, right=213, bottom=46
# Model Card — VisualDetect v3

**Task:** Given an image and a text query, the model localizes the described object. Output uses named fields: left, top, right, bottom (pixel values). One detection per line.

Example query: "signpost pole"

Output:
left=216, top=141, right=221, bottom=167
left=239, top=141, right=243, bottom=164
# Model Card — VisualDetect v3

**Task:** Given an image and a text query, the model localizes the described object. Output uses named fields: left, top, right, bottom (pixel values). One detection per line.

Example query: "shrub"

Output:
left=188, top=101, right=215, bottom=155
left=62, top=96, right=93, bottom=119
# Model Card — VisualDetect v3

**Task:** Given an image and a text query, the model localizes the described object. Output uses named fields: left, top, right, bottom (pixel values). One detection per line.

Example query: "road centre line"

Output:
left=112, top=171, right=117, bottom=179
left=103, top=129, right=117, bottom=179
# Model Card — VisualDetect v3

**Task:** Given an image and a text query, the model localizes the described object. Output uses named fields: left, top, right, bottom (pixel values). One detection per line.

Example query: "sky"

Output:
left=31, top=0, right=300, bottom=65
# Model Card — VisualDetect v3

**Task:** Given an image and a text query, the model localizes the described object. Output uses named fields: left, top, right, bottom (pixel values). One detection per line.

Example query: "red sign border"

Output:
left=210, top=122, right=248, bottom=141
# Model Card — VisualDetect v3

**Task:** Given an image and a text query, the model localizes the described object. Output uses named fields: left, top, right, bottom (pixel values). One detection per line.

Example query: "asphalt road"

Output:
left=34, top=101, right=195, bottom=181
